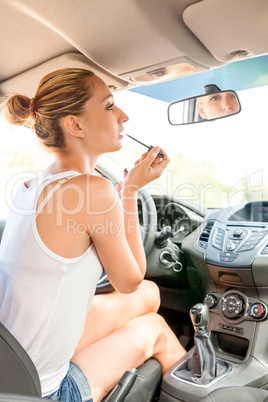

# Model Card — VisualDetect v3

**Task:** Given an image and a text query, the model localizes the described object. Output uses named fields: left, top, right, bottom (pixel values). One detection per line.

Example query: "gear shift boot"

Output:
left=174, top=303, right=232, bottom=386
left=173, top=334, right=231, bottom=385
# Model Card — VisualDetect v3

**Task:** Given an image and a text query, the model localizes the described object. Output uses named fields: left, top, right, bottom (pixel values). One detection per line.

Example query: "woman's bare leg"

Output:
left=75, top=280, right=160, bottom=352
left=72, top=312, right=186, bottom=402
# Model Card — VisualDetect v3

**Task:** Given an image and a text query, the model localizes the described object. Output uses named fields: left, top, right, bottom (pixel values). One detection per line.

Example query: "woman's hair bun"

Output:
left=1, top=94, right=34, bottom=127
left=1, top=68, right=96, bottom=150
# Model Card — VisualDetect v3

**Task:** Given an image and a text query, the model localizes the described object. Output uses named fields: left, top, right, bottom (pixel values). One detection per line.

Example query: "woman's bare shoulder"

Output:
left=66, top=174, right=118, bottom=213
left=69, top=173, right=115, bottom=191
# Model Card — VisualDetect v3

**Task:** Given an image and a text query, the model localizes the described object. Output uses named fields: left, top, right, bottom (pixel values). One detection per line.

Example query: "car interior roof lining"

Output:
left=0, top=0, right=267, bottom=98
left=184, top=0, right=268, bottom=63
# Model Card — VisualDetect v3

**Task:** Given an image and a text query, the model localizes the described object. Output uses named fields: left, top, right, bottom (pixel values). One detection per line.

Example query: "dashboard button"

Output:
left=233, top=229, right=244, bottom=238
left=250, top=303, right=266, bottom=319
left=212, top=228, right=225, bottom=251
left=230, top=229, right=247, bottom=240
left=221, top=293, right=245, bottom=319
left=204, top=294, right=217, bottom=309
left=219, top=252, right=238, bottom=262
left=226, top=241, right=236, bottom=251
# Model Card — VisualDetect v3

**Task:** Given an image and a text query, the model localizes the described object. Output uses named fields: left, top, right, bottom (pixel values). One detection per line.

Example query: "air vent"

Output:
left=199, top=220, right=215, bottom=249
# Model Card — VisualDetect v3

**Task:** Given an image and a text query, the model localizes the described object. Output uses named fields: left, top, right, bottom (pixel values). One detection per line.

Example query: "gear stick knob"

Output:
left=190, top=303, right=209, bottom=334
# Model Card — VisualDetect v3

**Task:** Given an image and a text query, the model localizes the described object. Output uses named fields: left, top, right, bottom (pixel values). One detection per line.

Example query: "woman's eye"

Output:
left=107, top=103, right=114, bottom=110
left=210, top=96, right=220, bottom=101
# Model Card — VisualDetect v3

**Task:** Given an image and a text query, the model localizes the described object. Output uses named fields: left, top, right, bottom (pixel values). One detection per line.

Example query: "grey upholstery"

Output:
left=198, top=386, right=268, bottom=402
left=0, top=218, right=5, bottom=241
left=125, top=358, right=161, bottom=402
left=0, top=322, right=41, bottom=396
left=102, top=358, right=161, bottom=402
left=0, top=396, right=44, bottom=402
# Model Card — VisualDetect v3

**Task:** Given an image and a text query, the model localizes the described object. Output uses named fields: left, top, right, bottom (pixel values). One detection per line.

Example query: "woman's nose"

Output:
left=222, top=94, right=234, bottom=110
left=222, top=99, right=232, bottom=110
left=119, top=108, right=129, bottom=123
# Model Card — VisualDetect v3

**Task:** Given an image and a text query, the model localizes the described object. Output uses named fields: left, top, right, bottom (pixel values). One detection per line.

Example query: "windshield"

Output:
left=0, top=82, right=267, bottom=217
left=110, top=84, right=268, bottom=209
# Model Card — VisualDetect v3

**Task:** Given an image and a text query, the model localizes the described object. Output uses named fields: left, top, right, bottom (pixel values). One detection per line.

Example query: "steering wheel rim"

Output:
left=95, top=187, right=157, bottom=294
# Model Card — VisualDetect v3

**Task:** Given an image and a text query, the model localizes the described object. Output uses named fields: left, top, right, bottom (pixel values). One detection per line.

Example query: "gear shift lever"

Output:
left=190, top=303, right=209, bottom=334
left=174, top=302, right=231, bottom=385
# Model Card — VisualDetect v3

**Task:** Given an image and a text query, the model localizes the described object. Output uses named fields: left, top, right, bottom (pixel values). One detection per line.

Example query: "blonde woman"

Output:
left=0, top=69, right=186, bottom=401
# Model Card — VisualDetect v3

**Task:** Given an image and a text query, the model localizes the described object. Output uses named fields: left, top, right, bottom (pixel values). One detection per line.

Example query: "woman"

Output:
left=0, top=68, right=186, bottom=401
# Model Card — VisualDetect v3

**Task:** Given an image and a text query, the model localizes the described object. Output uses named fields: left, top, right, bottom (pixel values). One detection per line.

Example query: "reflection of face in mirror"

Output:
left=197, top=92, right=240, bottom=120
left=168, top=89, right=241, bottom=125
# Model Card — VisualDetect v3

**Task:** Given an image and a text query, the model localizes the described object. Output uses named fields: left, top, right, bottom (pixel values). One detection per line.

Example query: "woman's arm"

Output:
left=120, top=146, right=170, bottom=276
left=78, top=146, right=169, bottom=293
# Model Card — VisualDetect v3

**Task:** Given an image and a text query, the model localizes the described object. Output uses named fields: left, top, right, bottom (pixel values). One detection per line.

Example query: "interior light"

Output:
left=130, top=63, right=196, bottom=84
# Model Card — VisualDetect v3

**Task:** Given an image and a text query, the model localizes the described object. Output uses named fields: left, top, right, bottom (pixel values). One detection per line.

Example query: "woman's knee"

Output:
left=132, top=312, right=168, bottom=344
left=146, top=311, right=167, bottom=330
left=140, top=280, right=160, bottom=313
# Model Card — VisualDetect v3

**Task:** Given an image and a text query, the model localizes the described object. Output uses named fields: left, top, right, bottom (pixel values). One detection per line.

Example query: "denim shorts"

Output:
left=44, top=361, right=93, bottom=402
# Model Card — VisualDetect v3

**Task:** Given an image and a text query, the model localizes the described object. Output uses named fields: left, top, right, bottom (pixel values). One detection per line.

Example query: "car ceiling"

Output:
left=0, top=0, right=268, bottom=98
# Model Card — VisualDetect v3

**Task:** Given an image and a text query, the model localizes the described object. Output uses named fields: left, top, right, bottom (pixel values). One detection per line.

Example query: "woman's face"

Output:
left=79, top=76, right=129, bottom=155
left=197, top=91, right=240, bottom=120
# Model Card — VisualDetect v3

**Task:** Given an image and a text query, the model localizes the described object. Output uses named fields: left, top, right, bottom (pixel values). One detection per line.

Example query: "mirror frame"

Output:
left=167, top=89, right=241, bottom=126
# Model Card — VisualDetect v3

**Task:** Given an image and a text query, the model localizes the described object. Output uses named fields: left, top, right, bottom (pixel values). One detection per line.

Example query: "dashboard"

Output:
left=196, top=201, right=268, bottom=268
left=150, top=199, right=268, bottom=300
left=147, top=197, right=268, bottom=366
left=191, top=202, right=268, bottom=364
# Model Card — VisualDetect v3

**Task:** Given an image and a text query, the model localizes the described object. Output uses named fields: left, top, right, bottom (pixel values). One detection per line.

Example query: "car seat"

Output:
left=0, top=322, right=41, bottom=397
left=0, top=396, right=44, bottom=402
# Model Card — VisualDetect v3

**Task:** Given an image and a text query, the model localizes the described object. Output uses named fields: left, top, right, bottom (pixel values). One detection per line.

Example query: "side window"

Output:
left=0, top=118, right=52, bottom=218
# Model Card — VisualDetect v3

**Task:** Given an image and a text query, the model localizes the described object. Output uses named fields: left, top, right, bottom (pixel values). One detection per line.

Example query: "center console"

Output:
left=159, top=202, right=268, bottom=401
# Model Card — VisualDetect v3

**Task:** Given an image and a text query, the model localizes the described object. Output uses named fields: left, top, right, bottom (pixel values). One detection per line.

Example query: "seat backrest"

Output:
left=0, top=395, right=44, bottom=402
left=0, top=219, right=5, bottom=243
left=0, top=322, right=41, bottom=396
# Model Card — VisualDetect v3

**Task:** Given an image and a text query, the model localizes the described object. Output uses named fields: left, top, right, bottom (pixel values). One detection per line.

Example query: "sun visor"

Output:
left=183, top=0, right=268, bottom=63
left=0, top=53, right=130, bottom=97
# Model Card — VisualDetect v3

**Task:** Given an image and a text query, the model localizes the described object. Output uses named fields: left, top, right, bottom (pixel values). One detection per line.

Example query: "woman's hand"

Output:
left=122, top=146, right=169, bottom=194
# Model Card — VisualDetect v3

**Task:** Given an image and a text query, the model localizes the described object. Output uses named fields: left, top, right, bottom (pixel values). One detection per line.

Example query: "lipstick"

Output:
left=125, top=134, right=165, bottom=158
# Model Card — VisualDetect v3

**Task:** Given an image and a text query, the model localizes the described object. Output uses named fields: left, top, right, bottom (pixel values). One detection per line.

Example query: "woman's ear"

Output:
left=63, top=115, right=85, bottom=138
left=197, top=104, right=208, bottom=120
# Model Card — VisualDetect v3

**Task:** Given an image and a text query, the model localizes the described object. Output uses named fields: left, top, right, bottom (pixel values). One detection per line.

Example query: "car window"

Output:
left=0, top=83, right=267, bottom=217
left=111, top=84, right=268, bottom=209
left=0, top=119, right=52, bottom=218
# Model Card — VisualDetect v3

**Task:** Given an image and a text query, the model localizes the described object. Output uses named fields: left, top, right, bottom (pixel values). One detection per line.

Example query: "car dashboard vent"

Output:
left=198, top=220, right=215, bottom=249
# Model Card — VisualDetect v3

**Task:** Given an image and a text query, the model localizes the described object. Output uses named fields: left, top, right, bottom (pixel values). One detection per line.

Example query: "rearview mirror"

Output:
left=168, top=88, right=241, bottom=125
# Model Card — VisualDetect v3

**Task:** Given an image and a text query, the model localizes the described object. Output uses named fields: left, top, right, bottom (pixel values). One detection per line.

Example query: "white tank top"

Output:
left=0, top=171, right=103, bottom=396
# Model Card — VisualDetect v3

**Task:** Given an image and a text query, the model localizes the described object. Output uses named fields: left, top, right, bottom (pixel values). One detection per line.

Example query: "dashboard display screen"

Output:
left=228, top=202, right=268, bottom=223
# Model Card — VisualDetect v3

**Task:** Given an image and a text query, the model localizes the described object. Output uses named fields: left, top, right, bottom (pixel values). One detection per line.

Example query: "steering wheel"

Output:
left=95, top=187, right=157, bottom=294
